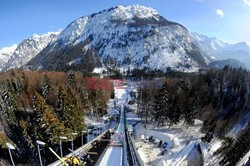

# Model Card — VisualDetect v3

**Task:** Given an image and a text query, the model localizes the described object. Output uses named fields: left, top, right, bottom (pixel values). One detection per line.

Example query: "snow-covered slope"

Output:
left=192, top=32, right=250, bottom=68
left=3, top=31, right=61, bottom=71
left=191, top=32, right=229, bottom=56
left=0, top=44, right=18, bottom=71
left=27, top=5, right=210, bottom=72
left=216, top=42, right=250, bottom=68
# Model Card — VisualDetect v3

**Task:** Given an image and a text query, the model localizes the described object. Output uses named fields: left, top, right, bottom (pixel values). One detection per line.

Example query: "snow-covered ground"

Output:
left=85, top=92, right=120, bottom=143
left=90, top=82, right=226, bottom=166
left=92, top=67, right=107, bottom=74
left=136, top=141, right=162, bottom=165
left=122, top=82, right=227, bottom=166
left=237, top=150, right=250, bottom=166
left=132, top=119, right=223, bottom=166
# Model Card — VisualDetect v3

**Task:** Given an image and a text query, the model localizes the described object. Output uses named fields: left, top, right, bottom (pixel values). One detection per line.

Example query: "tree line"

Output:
left=136, top=66, right=250, bottom=166
left=0, top=70, right=113, bottom=165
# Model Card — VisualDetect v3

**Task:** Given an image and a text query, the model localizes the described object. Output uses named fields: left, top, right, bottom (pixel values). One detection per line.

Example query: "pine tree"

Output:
left=55, top=87, right=85, bottom=132
left=21, top=72, right=28, bottom=93
left=220, top=128, right=250, bottom=166
left=79, top=88, right=92, bottom=114
left=201, top=124, right=215, bottom=143
left=6, top=80, right=14, bottom=93
left=14, top=78, right=23, bottom=93
left=95, top=89, right=107, bottom=117
left=55, top=86, right=66, bottom=119
left=32, top=92, right=70, bottom=143
left=0, top=82, right=19, bottom=127
left=67, top=71, right=76, bottom=86
left=167, top=93, right=181, bottom=126
left=41, top=74, right=51, bottom=101
left=152, top=87, right=167, bottom=126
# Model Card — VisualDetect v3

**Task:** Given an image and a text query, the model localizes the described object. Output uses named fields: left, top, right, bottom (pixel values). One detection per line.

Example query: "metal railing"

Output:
left=126, top=132, right=144, bottom=166
left=48, top=129, right=111, bottom=166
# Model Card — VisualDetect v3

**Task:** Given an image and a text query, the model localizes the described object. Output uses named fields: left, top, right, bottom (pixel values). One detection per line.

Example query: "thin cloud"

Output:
left=215, top=9, right=224, bottom=18
left=243, top=0, right=250, bottom=6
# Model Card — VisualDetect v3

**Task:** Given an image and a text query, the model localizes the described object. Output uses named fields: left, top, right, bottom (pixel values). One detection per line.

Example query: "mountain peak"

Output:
left=0, top=44, right=18, bottom=70
left=57, top=4, right=180, bottom=48
left=31, top=30, right=61, bottom=40
left=0, top=44, right=18, bottom=54
left=222, top=41, right=250, bottom=52
left=113, top=4, right=159, bottom=19
left=191, top=32, right=228, bottom=55
left=31, top=34, right=41, bottom=39
left=234, top=42, right=249, bottom=48
left=2, top=31, right=60, bottom=71
left=27, top=5, right=210, bottom=72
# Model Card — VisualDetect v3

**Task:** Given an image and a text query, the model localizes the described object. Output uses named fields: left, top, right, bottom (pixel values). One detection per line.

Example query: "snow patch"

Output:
left=92, top=67, right=107, bottom=74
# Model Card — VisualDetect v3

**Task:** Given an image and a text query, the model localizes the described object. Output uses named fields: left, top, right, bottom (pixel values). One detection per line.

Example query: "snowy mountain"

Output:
left=3, top=31, right=61, bottom=71
left=215, top=42, right=250, bottom=68
left=0, top=44, right=18, bottom=71
left=192, top=32, right=250, bottom=69
left=217, top=42, right=250, bottom=62
left=221, top=42, right=250, bottom=52
left=27, top=5, right=210, bottom=72
left=191, top=32, right=229, bottom=56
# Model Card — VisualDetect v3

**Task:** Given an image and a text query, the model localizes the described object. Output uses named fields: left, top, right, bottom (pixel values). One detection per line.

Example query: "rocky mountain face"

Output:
left=27, top=5, right=210, bottom=72
left=3, top=31, right=60, bottom=71
left=3, top=5, right=249, bottom=72
left=191, top=32, right=229, bottom=56
left=0, top=45, right=18, bottom=71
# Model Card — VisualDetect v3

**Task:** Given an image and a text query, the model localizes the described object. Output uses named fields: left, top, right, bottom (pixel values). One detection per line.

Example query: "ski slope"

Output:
left=99, top=106, right=124, bottom=166
left=99, top=86, right=127, bottom=166
left=117, top=105, right=125, bottom=134
left=99, top=147, right=123, bottom=166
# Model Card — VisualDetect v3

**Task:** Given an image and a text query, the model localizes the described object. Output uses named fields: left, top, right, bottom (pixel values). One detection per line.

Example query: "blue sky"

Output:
left=0, top=0, right=250, bottom=48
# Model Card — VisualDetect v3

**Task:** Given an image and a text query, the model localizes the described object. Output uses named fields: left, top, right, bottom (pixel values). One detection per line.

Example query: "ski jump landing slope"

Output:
left=99, top=87, right=127, bottom=166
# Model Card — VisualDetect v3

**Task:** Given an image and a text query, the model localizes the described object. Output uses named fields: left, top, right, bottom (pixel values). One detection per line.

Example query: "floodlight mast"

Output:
left=59, top=136, right=68, bottom=157
left=6, top=142, right=15, bottom=166
left=36, top=140, right=46, bottom=166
